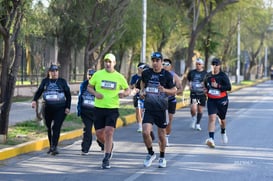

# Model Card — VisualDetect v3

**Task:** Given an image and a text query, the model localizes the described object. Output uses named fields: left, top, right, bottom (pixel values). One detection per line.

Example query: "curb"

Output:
left=0, top=101, right=189, bottom=161
left=0, top=78, right=268, bottom=161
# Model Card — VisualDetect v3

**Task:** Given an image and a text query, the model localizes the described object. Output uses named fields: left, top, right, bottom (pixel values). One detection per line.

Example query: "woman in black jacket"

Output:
left=31, top=64, right=71, bottom=155
left=204, top=58, right=231, bottom=148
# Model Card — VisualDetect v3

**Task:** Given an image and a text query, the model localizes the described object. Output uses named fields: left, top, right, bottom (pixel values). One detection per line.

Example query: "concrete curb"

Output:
left=0, top=101, right=189, bottom=161
left=0, top=78, right=268, bottom=161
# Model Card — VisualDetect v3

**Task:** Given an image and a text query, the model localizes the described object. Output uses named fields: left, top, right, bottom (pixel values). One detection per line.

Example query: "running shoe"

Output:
left=47, top=147, right=53, bottom=154
left=101, top=158, right=111, bottom=169
left=51, top=147, right=59, bottom=156
left=190, top=117, right=196, bottom=129
left=221, top=133, right=228, bottom=144
left=143, top=154, right=156, bottom=167
left=81, top=151, right=88, bottom=156
left=158, top=157, right=167, bottom=168
left=205, top=138, right=215, bottom=148
left=195, top=124, right=202, bottom=131
left=137, top=127, right=143, bottom=133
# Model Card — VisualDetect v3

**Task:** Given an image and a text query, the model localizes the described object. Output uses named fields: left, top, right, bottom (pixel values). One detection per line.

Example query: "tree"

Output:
left=180, top=0, right=239, bottom=91
left=0, top=0, right=25, bottom=143
left=82, top=0, right=130, bottom=78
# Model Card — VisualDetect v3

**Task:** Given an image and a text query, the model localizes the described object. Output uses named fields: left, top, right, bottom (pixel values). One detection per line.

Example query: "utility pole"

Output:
left=236, top=19, right=241, bottom=84
left=141, top=0, right=147, bottom=63
left=265, top=47, right=268, bottom=77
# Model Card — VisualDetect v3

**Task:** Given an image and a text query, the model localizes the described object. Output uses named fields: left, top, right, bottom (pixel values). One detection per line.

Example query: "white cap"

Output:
left=196, top=58, right=204, bottom=64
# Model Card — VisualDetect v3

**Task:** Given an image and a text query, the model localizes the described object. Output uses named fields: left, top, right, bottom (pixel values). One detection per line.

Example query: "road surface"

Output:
left=1, top=81, right=273, bottom=181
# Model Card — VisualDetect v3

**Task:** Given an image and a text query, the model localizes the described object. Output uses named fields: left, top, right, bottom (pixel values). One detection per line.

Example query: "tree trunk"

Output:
left=58, top=44, right=71, bottom=81
left=0, top=41, right=22, bottom=143
left=180, top=31, right=198, bottom=92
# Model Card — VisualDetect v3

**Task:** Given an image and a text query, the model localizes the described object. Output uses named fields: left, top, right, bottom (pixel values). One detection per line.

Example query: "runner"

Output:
left=129, top=63, right=146, bottom=133
left=204, top=58, right=231, bottom=148
left=77, top=69, right=104, bottom=155
left=187, top=58, right=207, bottom=131
left=140, top=52, right=177, bottom=168
left=162, top=58, right=182, bottom=146
left=88, top=53, right=130, bottom=169
left=31, top=64, right=71, bottom=155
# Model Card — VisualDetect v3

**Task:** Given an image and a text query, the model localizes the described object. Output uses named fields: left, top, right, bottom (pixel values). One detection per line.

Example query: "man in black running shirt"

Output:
left=140, top=52, right=177, bottom=168
left=187, top=58, right=207, bottom=131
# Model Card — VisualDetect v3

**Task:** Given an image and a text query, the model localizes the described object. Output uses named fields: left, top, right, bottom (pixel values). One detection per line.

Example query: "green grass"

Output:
left=12, top=96, right=32, bottom=102
left=119, top=104, right=135, bottom=117
left=2, top=104, right=134, bottom=147
left=7, top=121, right=48, bottom=145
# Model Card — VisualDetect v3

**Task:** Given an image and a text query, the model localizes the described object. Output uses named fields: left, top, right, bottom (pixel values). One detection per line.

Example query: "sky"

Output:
left=32, top=0, right=50, bottom=8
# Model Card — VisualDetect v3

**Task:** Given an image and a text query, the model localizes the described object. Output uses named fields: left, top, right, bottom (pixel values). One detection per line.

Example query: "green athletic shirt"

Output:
left=89, top=69, right=129, bottom=108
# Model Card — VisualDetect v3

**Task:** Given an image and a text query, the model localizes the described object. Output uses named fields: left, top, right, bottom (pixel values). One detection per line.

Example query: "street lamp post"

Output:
left=236, top=19, right=241, bottom=84
left=141, top=0, right=147, bottom=63
left=265, top=47, right=268, bottom=77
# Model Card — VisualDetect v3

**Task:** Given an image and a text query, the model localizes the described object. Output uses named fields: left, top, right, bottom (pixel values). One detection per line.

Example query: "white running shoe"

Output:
left=81, top=151, right=88, bottom=156
left=206, top=138, right=215, bottom=148
left=158, top=157, right=167, bottom=168
left=137, top=127, right=142, bottom=133
left=221, top=133, right=228, bottom=144
left=143, top=154, right=156, bottom=167
left=190, top=117, right=196, bottom=129
left=165, top=135, right=170, bottom=147
left=195, top=124, right=202, bottom=131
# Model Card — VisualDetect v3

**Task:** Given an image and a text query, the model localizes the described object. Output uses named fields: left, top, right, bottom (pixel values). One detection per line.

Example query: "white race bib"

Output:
left=45, top=94, right=58, bottom=100
left=101, top=80, right=116, bottom=89
left=146, top=87, right=159, bottom=94
left=208, top=89, right=220, bottom=96
left=83, top=100, right=95, bottom=106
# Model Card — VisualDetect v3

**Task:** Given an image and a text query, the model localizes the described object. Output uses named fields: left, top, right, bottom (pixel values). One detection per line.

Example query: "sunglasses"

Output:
left=196, top=63, right=202, bottom=65
left=138, top=65, right=145, bottom=69
left=163, top=62, right=170, bottom=66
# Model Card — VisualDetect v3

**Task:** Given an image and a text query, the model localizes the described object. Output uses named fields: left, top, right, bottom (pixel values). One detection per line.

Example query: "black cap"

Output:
left=137, top=62, right=145, bottom=68
left=88, top=69, right=96, bottom=75
left=49, top=64, right=59, bottom=71
left=151, top=52, right=163, bottom=60
left=211, top=58, right=221, bottom=65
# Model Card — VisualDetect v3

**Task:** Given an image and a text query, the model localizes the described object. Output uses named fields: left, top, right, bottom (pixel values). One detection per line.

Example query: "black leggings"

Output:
left=44, top=105, right=66, bottom=148
left=80, top=108, right=95, bottom=152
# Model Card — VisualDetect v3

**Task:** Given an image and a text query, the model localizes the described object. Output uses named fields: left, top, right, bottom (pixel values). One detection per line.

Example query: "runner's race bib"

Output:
left=81, top=90, right=95, bottom=108
left=101, top=80, right=116, bottom=90
left=43, top=82, right=66, bottom=104
left=208, top=89, right=220, bottom=96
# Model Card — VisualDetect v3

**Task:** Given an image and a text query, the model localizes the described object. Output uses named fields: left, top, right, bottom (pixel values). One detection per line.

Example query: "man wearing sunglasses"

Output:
left=130, top=63, right=147, bottom=133
left=162, top=58, right=182, bottom=147
left=140, top=52, right=177, bottom=168
left=187, top=58, right=208, bottom=131
left=204, top=58, right=231, bottom=148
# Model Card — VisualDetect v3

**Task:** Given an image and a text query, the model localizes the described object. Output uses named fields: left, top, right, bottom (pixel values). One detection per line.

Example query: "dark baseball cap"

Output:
left=211, top=58, right=221, bottom=65
left=151, top=52, right=163, bottom=60
left=49, top=64, right=59, bottom=71
left=88, top=69, right=96, bottom=75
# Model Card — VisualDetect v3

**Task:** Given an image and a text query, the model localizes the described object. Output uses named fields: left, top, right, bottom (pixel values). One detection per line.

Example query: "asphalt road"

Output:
left=2, top=81, right=273, bottom=181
